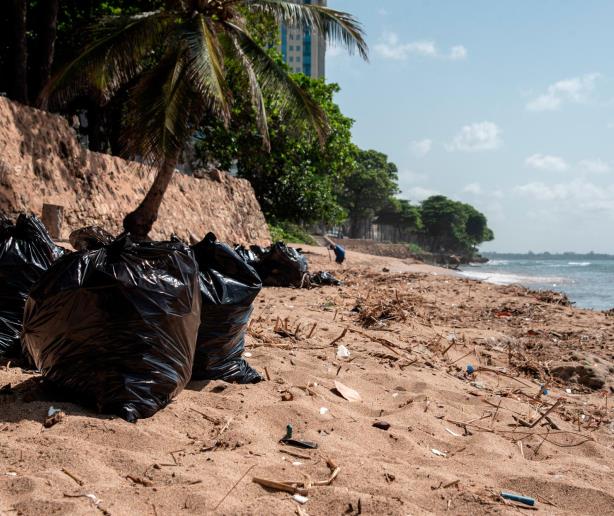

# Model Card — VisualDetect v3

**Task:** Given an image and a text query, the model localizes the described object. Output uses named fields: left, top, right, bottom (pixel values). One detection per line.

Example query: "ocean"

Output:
left=459, top=255, right=614, bottom=311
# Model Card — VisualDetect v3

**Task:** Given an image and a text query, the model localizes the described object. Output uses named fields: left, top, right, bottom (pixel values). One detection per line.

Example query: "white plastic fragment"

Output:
left=85, top=494, right=102, bottom=506
left=336, top=344, right=350, bottom=359
left=319, top=407, right=330, bottom=415
left=566, top=388, right=572, bottom=394
left=392, top=392, right=399, bottom=398
left=292, top=461, right=303, bottom=466
left=47, top=406, right=61, bottom=417
left=293, top=494, right=309, bottom=504
left=243, top=352, right=253, bottom=358
left=431, top=448, right=447, bottom=457
left=4, top=472, right=17, bottom=477
left=445, top=428, right=461, bottom=437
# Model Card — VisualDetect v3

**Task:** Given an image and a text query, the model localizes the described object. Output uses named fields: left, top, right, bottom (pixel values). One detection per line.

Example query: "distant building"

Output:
left=280, top=0, right=326, bottom=79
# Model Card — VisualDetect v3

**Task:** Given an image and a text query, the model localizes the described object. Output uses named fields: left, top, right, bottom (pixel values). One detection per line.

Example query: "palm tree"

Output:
left=43, top=0, right=368, bottom=239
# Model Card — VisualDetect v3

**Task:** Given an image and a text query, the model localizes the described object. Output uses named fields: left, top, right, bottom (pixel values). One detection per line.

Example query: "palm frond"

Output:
left=42, top=11, right=174, bottom=106
left=223, top=20, right=329, bottom=144
left=182, top=14, right=232, bottom=125
left=122, top=49, right=197, bottom=163
left=244, top=0, right=368, bottom=60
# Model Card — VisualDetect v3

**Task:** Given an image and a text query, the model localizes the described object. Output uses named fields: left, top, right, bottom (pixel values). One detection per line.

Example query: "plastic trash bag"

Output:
left=22, top=235, right=201, bottom=422
left=308, top=271, right=342, bottom=286
left=192, top=233, right=262, bottom=383
left=69, top=225, right=114, bottom=251
left=254, top=242, right=308, bottom=287
left=0, top=214, right=64, bottom=358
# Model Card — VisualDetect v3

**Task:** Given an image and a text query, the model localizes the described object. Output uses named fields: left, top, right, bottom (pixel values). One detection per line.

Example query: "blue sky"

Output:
left=326, top=0, right=614, bottom=253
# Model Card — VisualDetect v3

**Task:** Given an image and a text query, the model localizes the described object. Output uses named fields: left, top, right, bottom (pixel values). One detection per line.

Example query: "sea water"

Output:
left=459, top=255, right=614, bottom=311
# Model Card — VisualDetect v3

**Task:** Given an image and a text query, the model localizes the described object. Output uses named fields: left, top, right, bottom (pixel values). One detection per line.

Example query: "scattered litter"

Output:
left=392, top=392, right=399, bottom=398
left=280, top=424, right=318, bottom=449
left=333, top=381, right=361, bottom=402
left=466, top=364, right=475, bottom=374
left=244, top=352, right=253, bottom=358
left=44, top=406, right=65, bottom=428
left=319, top=407, right=330, bottom=415
left=336, top=345, right=351, bottom=359
left=372, top=421, right=391, bottom=431
left=431, top=449, right=447, bottom=458
left=292, top=462, right=303, bottom=467
left=445, top=428, right=461, bottom=437
left=500, top=491, right=536, bottom=507
left=293, top=494, right=309, bottom=504
left=566, top=388, right=572, bottom=394
left=3, top=472, right=17, bottom=477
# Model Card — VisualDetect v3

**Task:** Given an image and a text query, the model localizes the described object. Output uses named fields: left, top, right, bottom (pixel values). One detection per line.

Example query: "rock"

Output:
left=372, top=421, right=391, bottom=431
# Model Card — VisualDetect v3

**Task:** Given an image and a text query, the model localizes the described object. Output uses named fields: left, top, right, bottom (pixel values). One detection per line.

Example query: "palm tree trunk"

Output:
left=123, top=156, right=178, bottom=240
left=36, top=0, right=60, bottom=108
left=11, top=0, right=28, bottom=104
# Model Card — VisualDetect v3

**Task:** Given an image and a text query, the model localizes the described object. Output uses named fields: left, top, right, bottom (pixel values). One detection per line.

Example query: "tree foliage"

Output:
left=419, top=195, right=494, bottom=253
left=39, top=0, right=367, bottom=237
left=196, top=74, right=355, bottom=225
left=339, top=148, right=399, bottom=238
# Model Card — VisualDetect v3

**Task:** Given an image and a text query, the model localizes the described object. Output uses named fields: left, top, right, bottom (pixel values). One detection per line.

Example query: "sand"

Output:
left=1, top=245, right=613, bottom=515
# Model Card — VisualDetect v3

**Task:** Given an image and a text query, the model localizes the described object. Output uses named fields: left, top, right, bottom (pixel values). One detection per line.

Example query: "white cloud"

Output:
left=462, top=183, right=483, bottom=195
left=513, top=180, right=614, bottom=212
left=409, top=139, right=432, bottom=157
left=375, top=33, right=467, bottom=61
left=404, top=186, right=439, bottom=201
left=526, top=73, right=600, bottom=112
left=449, top=45, right=468, bottom=61
left=578, top=159, right=610, bottom=174
left=525, top=153, right=568, bottom=171
left=326, top=45, right=344, bottom=59
left=446, top=121, right=502, bottom=152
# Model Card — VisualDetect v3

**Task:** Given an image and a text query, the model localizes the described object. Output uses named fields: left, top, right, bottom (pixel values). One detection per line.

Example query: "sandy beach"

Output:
left=1, top=245, right=613, bottom=515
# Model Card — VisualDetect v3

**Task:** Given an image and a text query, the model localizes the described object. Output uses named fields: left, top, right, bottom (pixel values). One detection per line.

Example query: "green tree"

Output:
left=196, top=75, right=355, bottom=225
left=376, top=198, right=422, bottom=241
left=420, top=195, right=494, bottom=254
left=43, top=0, right=368, bottom=238
left=340, top=148, right=399, bottom=238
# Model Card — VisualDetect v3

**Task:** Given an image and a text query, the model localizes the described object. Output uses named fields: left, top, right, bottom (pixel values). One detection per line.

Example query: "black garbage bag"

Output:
left=234, top=244, right=259, bottom=267
left=308, top=271, right=342, bottom=286
left=192, top=233, right=262, bottom=384
left=22, top=235, right=201, bottom=422
left=0, top=214, right=64, bottom=358
left=254, top=242, right=309, bottom=287
left=69, top=225, right=114, bottom=251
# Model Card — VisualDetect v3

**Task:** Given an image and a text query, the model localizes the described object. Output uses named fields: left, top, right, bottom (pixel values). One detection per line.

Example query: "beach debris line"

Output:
left=0, top=214, right=65, bottom=359
left=22, top=234, right=201, bottom=423
left=191, top=232, right=262, bottom=384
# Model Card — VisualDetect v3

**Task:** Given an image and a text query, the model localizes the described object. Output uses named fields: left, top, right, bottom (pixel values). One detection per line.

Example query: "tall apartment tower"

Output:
left=280, top=0, right=327, bottom=79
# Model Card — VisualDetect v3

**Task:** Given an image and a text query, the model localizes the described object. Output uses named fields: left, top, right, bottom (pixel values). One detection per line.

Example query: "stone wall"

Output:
left=0, top=97, right=270, bottom=245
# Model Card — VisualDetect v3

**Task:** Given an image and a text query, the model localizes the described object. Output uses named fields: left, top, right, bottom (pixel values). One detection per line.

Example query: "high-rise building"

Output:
left=280, top=0, right=326, bottom=79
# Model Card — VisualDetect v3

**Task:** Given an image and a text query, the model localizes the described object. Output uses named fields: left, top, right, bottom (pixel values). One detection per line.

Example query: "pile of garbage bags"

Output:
left=235, top=242, right=340, bottom=288
left=2, top=214, right=339, bottom=422
left=0, top=215, right=64, bottom=358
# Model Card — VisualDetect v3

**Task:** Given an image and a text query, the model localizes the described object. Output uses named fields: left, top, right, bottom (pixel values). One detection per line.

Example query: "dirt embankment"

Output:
left=0, top=97, right=270, bottom=244
left=1, top=246, right=612, bottom=515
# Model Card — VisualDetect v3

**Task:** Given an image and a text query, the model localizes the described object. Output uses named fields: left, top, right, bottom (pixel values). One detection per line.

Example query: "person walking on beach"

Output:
left=324, top=236, right=346, bottom=265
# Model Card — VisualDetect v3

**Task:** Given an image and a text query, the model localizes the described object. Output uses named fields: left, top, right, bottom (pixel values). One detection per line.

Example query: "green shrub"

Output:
left=268, top=221, right=317, bottom=245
